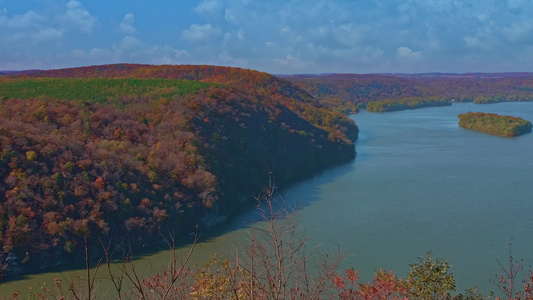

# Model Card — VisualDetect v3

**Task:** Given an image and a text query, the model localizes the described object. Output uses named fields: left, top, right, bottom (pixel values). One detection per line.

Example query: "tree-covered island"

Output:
left=458, top=111, right=532, bottom=137
left=366, top=97, right=451, bottom=112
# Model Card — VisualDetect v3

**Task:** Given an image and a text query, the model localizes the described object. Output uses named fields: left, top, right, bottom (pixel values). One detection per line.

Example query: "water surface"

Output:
left=3, top=102, right=533, bottom=296
left=298, top=102, right=533, bottom=293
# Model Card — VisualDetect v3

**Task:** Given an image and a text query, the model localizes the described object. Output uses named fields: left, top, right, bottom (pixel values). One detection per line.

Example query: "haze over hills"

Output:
left=0, top=71, right=39, bottom=76
left=282, top=72, right=533, bottom=107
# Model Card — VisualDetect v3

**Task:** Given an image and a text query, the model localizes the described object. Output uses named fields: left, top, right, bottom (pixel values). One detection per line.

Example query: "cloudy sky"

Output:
left=1, top=0, right=533, bottom=74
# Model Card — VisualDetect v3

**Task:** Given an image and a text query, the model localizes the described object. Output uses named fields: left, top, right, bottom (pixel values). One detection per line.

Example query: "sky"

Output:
left=1, top=0, right=533, bottom=74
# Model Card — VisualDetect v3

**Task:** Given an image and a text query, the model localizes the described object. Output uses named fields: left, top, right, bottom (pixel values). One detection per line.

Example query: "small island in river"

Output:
left=366, top=97, right=451, bottom=112
left=458, top=111, right=532, bottom=137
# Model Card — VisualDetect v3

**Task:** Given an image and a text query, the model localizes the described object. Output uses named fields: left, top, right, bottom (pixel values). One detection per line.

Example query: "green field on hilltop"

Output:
left=0, top=78, right=215, bottom=103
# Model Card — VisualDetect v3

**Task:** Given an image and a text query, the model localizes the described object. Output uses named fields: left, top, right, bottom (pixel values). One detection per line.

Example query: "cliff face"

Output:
left=0, top=64, right=357, bottom=275
left=191, top=87, right=356, bottom=216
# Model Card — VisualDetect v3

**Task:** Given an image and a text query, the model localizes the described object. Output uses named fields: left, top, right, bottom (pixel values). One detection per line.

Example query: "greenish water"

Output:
left=3, top=102, right=533, bottom=297
left=296, top=102, right=533, bottom=294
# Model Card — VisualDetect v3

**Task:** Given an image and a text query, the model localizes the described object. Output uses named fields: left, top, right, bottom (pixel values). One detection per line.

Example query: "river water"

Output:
left=3, top=102, right=533, bottom=296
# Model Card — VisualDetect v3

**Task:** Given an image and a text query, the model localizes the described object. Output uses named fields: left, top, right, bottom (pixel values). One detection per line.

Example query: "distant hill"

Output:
left=12, top=64, right=289, bottom=86
left=0, top=64, right=357, bottom=275
left=0, top=70, right=39, bottom=76
left=378, top=72, right=533, bottom=79
left=282, top=73, right=533, bottom=109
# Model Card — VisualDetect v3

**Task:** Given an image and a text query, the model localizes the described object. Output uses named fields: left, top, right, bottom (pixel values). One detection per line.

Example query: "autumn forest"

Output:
left=2, top=64, right=533, bottom=298
left=0, top=64, right=358, bottom=275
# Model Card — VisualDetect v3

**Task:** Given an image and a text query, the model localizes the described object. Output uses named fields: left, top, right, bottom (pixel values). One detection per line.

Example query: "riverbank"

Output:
left=4, top=103, right=533, bottom=297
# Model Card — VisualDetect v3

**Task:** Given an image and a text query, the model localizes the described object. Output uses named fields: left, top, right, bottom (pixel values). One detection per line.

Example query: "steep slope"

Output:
left=0, top=65, right=357, bottom=275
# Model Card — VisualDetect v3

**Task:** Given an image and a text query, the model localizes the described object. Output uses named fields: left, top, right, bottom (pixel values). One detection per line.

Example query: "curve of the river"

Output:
left=3, top=102, right=533, bottom=297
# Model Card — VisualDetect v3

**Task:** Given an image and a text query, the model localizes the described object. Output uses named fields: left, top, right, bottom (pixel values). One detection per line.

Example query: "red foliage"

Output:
left=0, top=96, right=219, bottom=273
left=0, top=64, right=359, bottom=276
left=333, top=268, right=409, bottom=300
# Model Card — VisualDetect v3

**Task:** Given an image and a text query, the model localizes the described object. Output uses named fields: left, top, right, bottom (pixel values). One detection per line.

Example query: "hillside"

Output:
left=283, top=73, right=533, bottom=110
left=0, top=64, right=357, bottom=275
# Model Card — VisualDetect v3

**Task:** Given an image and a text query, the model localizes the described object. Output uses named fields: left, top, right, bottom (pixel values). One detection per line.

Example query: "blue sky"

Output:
left=1, top=0, right=533, bottom=74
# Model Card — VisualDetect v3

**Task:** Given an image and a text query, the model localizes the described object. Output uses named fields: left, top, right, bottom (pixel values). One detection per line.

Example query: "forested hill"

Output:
left=11, top=64, right=357, bottom=141
left=12, top=64, right=308, bottom=98
left=282, top=73, right=533, bottom=109
left=12, top=63, right=268, bottom=83
left=0, top=64, right=357, bottom=275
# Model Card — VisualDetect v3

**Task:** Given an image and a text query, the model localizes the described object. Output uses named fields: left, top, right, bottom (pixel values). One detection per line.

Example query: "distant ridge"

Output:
left=9, top=63, right=276, bottom=85
left=281, top=72, right=533, bottom=79
left=283, top=72, right=533, bottom=104
left=0, top=70, right=39, bottom=76
left=380, top=72, right=533, bottom=79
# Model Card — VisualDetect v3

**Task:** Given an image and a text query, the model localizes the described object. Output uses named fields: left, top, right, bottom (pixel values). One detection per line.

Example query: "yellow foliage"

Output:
left=25, top=151, right=37, bottom=161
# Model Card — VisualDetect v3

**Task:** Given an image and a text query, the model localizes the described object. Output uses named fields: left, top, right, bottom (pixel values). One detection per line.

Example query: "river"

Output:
left=3, top=102, right=533, bottom=297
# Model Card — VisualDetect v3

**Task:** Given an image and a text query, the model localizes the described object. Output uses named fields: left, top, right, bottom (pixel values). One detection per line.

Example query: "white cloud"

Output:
left=71, top=48, right=85, bottom=57
left=333, top=23, right=370, bottom=48
left=224, top=8, right=237, bottom=24
left=70, top=47, right=113, bottom=66
left=6, top=11, right=44, bottom=29
left=114, top=36, right=144, bottom=53
left=152, top=49, right=192, bottom=65
left=34, top=28, right=64, bottom=42
left=272, top=54, right=307, bottom=71
left=236, top=29, right=245, bottom=41
left=8, top=28, right=64, bottom=44
left=107, top=37, right=194, bottom=65
left=1, top=11, right=64, bottom=44
left=119, top=13, right=136, bottom=35
left=0, top=0, right=97, bottom=36
left=182, top=23, right=222, bottom=43
left=396, top=47, right=422, bottom=59
left=0, top=0, right=98, bottom=53
left=464, top=36, right=482, bottom=48
left=502, top=21, right=533, bottom=44
left=218, top=50, right=247, bottom=67
left=195, top=0, right=224, bottom=16
left=59, top=0, right=97, bottom=34
left=6, top=0, right=533, bottom=73
left=69, top=37, right=194, bottom=67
